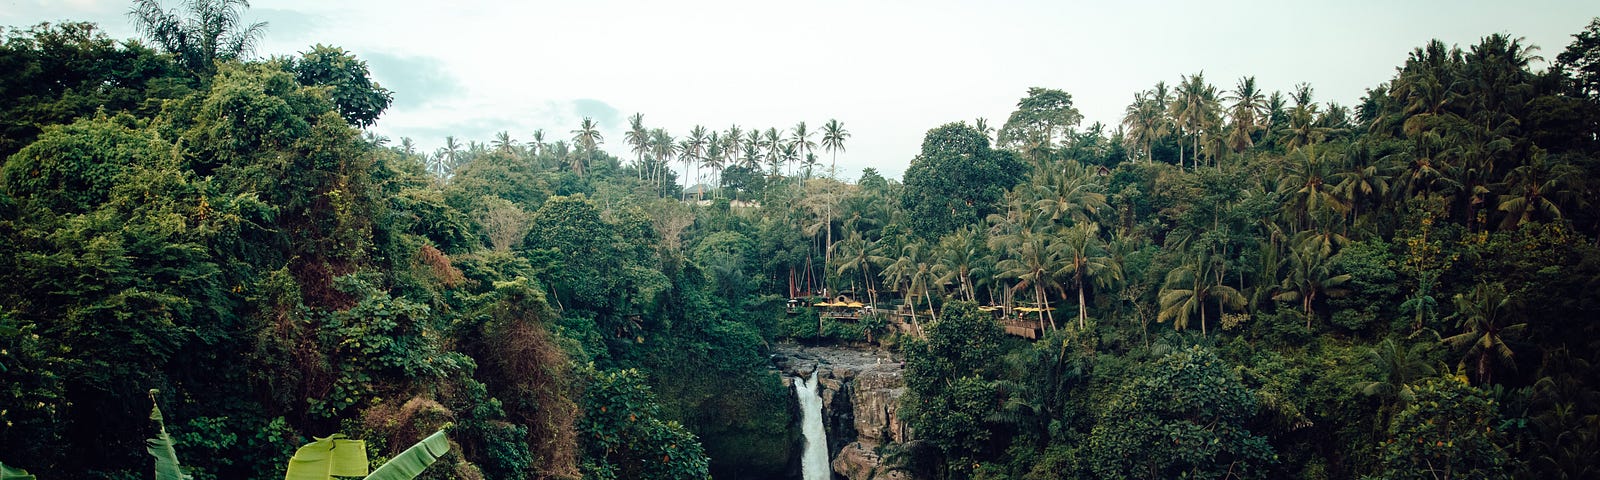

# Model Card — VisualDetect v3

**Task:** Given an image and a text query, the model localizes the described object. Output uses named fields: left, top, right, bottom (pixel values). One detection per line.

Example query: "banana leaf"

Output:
left=147, top=390, right=191, bottom=480
left=283, top=434, right=368, bottom=480
left=363, top=429, right=450, bottom=480
left=0, top=462, right=36, bottom=480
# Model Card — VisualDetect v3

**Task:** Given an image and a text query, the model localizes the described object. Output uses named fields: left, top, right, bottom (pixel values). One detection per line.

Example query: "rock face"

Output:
left=773, top=343, right=917, bottom=480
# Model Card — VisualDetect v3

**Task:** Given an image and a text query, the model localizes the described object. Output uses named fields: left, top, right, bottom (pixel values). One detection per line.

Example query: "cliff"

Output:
left=773, top=343, right=918, bottom=480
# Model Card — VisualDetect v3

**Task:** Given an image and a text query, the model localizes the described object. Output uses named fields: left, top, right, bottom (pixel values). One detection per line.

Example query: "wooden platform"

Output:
left=1001, top=318, right=1042, bottom=339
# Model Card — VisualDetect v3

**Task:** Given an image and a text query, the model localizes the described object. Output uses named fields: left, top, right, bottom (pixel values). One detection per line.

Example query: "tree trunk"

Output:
left=1078, top=281, right=1088, bottom=330
left=1038, top=283, right=1056, bottom=331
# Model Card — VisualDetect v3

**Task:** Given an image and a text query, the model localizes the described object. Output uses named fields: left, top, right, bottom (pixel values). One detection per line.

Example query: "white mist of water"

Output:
left=795, top=370, right=830, bottom=480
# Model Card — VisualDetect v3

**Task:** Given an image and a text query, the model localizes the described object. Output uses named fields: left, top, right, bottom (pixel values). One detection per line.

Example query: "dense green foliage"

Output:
left=4, top=7, right=1600, bottom=480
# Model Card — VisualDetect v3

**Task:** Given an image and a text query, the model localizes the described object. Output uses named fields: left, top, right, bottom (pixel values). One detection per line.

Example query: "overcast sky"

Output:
left=5, top=1, right=1597, bottom=182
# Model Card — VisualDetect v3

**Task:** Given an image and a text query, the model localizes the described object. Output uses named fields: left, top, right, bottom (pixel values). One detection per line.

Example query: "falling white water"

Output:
left=795, top=370, right=830, bottom=480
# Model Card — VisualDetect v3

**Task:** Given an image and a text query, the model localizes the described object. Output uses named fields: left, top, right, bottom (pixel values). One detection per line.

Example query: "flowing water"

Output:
left=795, top=370, right=830, bottom=480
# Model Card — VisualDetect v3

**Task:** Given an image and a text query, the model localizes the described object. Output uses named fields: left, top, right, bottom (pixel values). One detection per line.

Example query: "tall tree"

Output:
left=570, top=117, right=603, bottom=177
left=1157, top=253, right=1245, bottom=336
left=997, top=87, right=1085, bottom=162
left=1056, top=223, right=1120, bottom=329
left=1170, top=72, right=1222, bottom=168
left=1443, top=282, right=1526, bottom=386
left=129, top=0, right=267, bottom=76
left=902, top=122, right=1025, bottom=238
left=1225, top=76, right=1267, bottom=153
left=626, top=113, right=649, bottom=178
left=820, top=119, right=850, bottom=266
left=791, top=121, right=815, bottom=179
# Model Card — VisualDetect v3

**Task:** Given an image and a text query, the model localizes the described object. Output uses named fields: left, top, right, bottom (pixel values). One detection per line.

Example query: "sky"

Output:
left=4, top=0, right=1598, bottom=183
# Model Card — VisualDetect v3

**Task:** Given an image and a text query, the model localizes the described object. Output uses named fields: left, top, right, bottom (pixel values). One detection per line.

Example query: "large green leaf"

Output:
left=147, top=390, right=192, bottom=480
left=364, top=429, right=450, bottom=480
left=283, top=435, right=368, bottom=480
left=0, top=462, right=36, bottom=480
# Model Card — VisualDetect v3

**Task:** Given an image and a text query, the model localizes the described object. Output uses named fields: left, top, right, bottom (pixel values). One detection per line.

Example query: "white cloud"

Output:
left=5, top=0, right=1598, bottom=182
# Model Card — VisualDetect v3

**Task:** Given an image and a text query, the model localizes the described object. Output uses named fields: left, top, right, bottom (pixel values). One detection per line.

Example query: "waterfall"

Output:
left=795, top=370, right=830, bottom=480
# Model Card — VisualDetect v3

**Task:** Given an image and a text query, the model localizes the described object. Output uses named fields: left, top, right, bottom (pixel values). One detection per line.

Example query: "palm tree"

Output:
left=570, top=117, right=603, bottom=177
left=973, top=117, right=994, bottom=142
left=626, top=113, right=649, bottom=178
left=702, top=132, right=725, bottom=199
left=835, top=231, right=888, bottom=307
left=529, top=129, right=546, bottom=158
left=1032, top=164, right=1108, bottom=224
left=1056, top=223, right=1120, bottom=329
left=1497, top=153, right=1577, bottom=230
left=1170, top=72, right=1222, bottom=168
left=780, top=141, right=800, bottom=180
left=1121, top=90, right=1168, bottom=163
left=492, top=131, right=518, bottom=154
left=130, top=0, right=267, bottom=75
left=1225, top=76, right=1267, bottom=153
left=649, top=129, right=677, bottom=191
left=816, top=119, right=851, bottom=267
left=932, top=226, right=987, bottom=303
left=820, top=120, right=849, bottom=175
left=1280, top=84, right=1331, bottom=150
left=683, top=125, right=709, bottom=199
left=1334, top=147, right=1392, bottom=222
left=1272, top=234, right=1353, bottom=328
left=1355, top=338, right=1437, bottom=426
left=792, top=121, right=816, bottom=177
left=992, top=228, right=1062, bottom=331
left=1278, top=144, right=1351, bottom=231
left=1443, top=282, right=1526, bottom=385
left=1157, top=254, right=1245, bottom=337
left=431, top=135, right=463, bottom=178
left=762, top=128, right=784, bottom=177
left=677, top=138, right=697, bottom=197
left=882, top=241, right=940, bottom=332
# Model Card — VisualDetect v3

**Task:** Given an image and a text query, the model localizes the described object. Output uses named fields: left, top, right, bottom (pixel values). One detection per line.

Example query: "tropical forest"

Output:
left=2, top=1, right=1600, bottom=479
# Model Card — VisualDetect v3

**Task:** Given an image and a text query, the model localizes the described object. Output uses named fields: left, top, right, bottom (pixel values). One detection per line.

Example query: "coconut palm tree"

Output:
left=1032, top=164, right=1108, bottom=224
left=882, top=241, right=940, bottom=331
left=1443, top=282, right=1526, bottom=385
left=1272, top=234, right=1353, bottom=328
left=1170, top=72, right=1222, bottom=169
left=820, top=120, right=849, bottom=174
left=1355, top=338, right=1438, bottom=429
left=992, top=227, right=1062, bottom=331
left=649, top=128, right=677, bottom=191
left=1279, top=144, right=1351, bottom=231
left=761, top=128, right=784, bottom=176
left=1157, top=253, right=1246, bottom=337
left=1121, top=90, right=1168, bottom=163
left=933, top=226, right=987, bottom=303
left=1056, top=223, right=1120, bottom=329
left=1225, top=76, right=1267, bottom=153
left=792, top=121, right=816, bottom=176
left=570, top=117, right=603, bottom=177
left=1356, top=338, right=1437, bottom=406
left=625, top=113, right=649, bottom=178
left=835, top=231, right=888, bottom=307
left=1497, top=152, right=1578, bottom=230
left=130, top=0, right=267, bottom=75
left=528, top=129, right=546, bottom=158
left=973, top=117, right=994, bottom=142
left=702, top=132, right=724, bottom=199
left=492, top=131, right=518, bottom=154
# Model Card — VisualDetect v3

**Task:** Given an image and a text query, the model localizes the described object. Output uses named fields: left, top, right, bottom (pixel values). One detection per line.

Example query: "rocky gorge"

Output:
left=772, top=343, right=921, bottom=480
